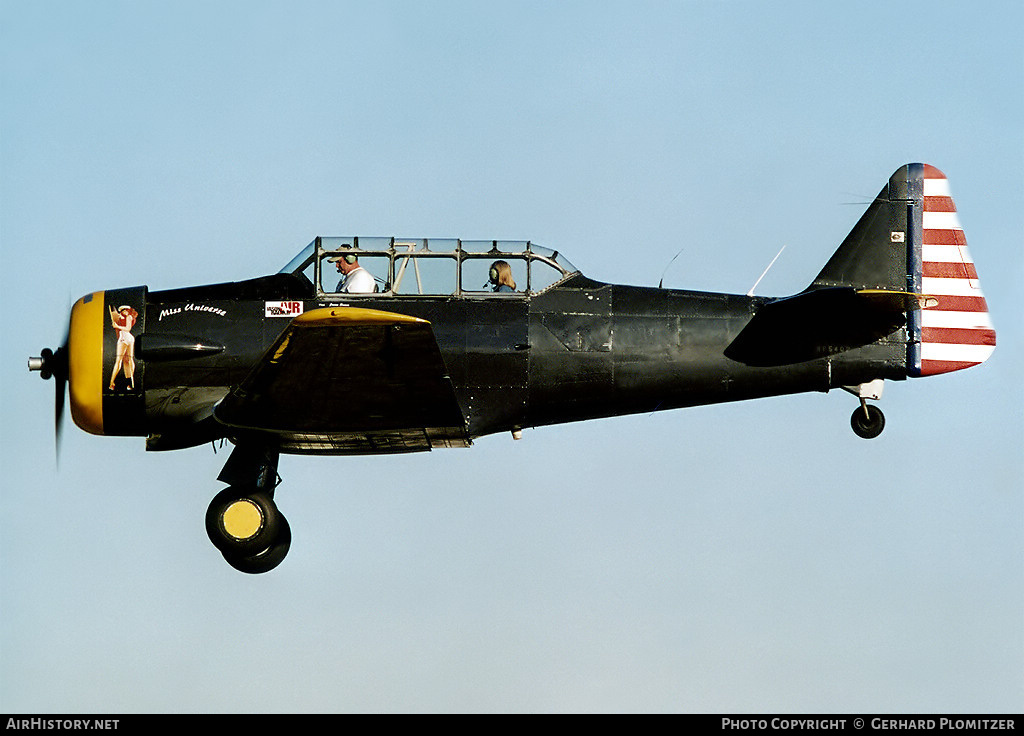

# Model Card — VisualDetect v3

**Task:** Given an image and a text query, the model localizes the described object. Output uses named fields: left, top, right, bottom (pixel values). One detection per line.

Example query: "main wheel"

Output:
left=206, top=486, right=282, bottom=557
left=851, top=404, right=885, bottom=439
left=222, top=516, right=292, bottom=574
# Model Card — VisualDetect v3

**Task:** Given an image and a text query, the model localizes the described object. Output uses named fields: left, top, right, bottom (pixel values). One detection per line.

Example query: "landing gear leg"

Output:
left=842, top=379, right=886, bottom=439
left=206, top=444, right=292, bottom=574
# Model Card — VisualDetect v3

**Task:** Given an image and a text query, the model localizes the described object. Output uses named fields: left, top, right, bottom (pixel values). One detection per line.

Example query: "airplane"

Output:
left=28, top=164, right=995, bottom=574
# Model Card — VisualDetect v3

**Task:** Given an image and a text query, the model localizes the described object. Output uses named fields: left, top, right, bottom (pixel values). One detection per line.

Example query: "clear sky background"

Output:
left=1, top=0, right=1020, bottom=714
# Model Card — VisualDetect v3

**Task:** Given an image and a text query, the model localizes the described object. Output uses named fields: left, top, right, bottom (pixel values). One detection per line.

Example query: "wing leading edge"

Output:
left=214, top=307, right=469, bottom=454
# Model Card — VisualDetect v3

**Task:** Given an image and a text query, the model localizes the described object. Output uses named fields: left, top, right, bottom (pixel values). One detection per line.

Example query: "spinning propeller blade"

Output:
left=29, top=328, right=70, bottom=464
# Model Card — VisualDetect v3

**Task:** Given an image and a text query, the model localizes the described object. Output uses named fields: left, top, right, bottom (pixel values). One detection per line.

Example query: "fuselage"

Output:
left=68, top=268, right=907, bottom=452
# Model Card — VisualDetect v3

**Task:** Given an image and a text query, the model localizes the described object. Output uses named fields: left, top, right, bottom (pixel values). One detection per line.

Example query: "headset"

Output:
left=330, top=249, right=358, bottom=265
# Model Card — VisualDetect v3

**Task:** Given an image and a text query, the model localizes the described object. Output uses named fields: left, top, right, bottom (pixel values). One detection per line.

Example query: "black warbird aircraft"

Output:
left=29, top=164, right=995, bottom=573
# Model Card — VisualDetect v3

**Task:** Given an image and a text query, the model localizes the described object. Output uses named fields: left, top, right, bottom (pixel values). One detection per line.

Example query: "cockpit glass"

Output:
left=286, top=237, right=580, bottom=297
left=529, top=244, right=578, bottom=274
left=462, top=256, right=527, bottom=294
left=320, top=251, right=390, bottom=294
left=279, top=241, right=316, bottom=275
left=530, top=259, right=567, bottom=292
left=390, top=254, right=457, bottom=295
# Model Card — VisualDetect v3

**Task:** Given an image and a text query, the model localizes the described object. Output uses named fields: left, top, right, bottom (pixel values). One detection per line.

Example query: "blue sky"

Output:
left=2, top=0, right=1021, bottom=713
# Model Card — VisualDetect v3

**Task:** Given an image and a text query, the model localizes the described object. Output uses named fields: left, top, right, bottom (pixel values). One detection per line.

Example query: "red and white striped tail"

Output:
left=914, top=165, right=996, bottom=376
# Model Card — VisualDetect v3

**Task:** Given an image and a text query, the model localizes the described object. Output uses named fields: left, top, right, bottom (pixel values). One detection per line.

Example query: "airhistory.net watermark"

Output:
left=5, top=720, right=118, bottom=731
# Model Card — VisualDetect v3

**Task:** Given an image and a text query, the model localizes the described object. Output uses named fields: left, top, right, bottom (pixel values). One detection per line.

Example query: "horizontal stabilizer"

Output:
left=725, top=288, right=915, bottom=367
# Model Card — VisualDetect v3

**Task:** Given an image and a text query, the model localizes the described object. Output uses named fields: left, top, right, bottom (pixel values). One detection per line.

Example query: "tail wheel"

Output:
left=222, top=516, right=292, bottom=575
left=206, top=486, right=282, bottom=557
left=851, top=403, right=885, bottom=439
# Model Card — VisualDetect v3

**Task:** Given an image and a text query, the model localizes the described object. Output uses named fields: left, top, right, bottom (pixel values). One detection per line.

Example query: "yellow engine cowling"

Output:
left=69, top=287, right=148, bottom=436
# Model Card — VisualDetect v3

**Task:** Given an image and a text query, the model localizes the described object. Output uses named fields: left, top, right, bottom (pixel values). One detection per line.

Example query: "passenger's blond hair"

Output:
left=493, top=260, right=516, bottom=290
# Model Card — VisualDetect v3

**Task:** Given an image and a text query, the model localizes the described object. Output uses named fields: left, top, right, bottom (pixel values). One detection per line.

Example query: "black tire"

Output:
left=205, top=485, right=282, bottom=557
left=222, top=516, right=292, bottom=574
left=851, top=404, right=885, bottom=439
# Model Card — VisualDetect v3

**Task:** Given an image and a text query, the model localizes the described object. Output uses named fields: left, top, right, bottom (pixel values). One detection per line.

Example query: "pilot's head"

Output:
left=329, top=247, right=359, bottom=274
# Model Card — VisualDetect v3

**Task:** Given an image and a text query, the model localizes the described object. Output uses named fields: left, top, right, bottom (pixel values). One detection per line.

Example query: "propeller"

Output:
left=28, top=330, right=70, bottom=461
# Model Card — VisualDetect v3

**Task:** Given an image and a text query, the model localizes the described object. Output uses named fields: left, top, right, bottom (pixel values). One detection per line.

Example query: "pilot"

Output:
left=488, top=260, right=517, bottom=293
left=329, top=248, right=376, bottom=293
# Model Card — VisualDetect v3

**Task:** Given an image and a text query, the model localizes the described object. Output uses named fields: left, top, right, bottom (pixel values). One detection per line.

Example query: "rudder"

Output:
left=910, top=165, right=995, bottom=376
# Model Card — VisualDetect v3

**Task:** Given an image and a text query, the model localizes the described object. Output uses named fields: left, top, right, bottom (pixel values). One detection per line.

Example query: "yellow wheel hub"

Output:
left=222, top=499, right=263, bottom=541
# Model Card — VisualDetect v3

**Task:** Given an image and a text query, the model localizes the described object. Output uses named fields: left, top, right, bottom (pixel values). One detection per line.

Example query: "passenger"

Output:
left=488, top=260, right=517, bottom=293
left=329, top=249, right=376, bottom=293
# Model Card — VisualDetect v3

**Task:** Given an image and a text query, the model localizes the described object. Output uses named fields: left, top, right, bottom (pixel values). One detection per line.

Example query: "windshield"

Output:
left=279, top=241, right=315, bottom=274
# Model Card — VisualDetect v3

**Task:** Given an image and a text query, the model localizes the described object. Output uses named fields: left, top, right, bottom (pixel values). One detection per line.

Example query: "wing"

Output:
left=214, top=307, right=469, bottom=454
